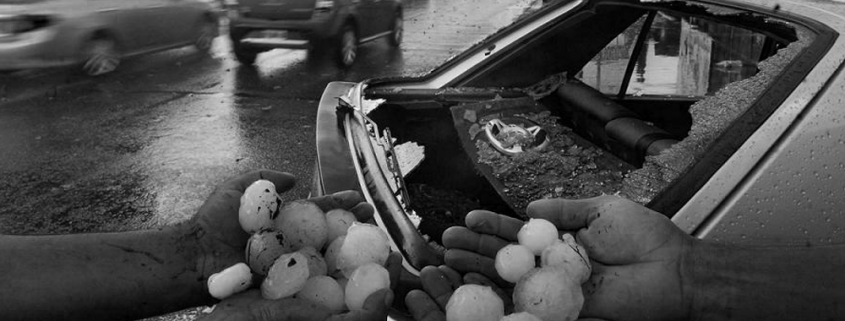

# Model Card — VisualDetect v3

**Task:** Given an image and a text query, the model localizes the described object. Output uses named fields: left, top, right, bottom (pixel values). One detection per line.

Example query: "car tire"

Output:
left=195, top=18, right=218, bottom=53
left=389, top=14, right=403, bottom=47
left=80, top=36, right=120, bottom=76
left=336, top=24, right=358, bottom=68
left=230, top=28, right=258, bottom=65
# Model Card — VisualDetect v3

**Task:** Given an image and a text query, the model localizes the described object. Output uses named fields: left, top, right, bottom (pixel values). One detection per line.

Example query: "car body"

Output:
left=312, top=0, right=845, bottom=278
left=0, top=0, right=219, bottom=76
left=226, top=0, right=402, bottom=67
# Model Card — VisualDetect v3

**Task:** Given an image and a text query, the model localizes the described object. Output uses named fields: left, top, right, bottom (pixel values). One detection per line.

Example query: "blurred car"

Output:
left=0, top=0, right=219, bottom=76
left=311, top=0, right=845, bottom=278
left=226, top=0, right=402, bottom=67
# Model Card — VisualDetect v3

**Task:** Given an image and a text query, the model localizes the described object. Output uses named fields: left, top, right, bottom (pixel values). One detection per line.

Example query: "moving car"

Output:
left=226, top=0, right=403, bottom=67
left=0, top=0, right=219, bottom=76
left=311, top=0, right=845, bottom=276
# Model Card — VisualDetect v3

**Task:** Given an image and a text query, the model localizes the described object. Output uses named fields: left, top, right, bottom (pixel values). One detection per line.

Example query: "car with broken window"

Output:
left=0, top=0, right=219, bottom=76
left=225, top=0, right=403, bottom=67
left=310, top=0, right=845, bottom=278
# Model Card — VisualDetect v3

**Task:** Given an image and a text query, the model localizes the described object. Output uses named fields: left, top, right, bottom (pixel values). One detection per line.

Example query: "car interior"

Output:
left=358, top=0, right=805, bottom=244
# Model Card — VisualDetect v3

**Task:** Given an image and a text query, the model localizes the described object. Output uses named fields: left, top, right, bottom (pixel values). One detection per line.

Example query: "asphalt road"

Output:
left=0, top=0, right=535, bottom=236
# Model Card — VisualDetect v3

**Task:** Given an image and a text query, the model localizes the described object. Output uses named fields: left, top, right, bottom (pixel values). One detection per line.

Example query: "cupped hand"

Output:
left=526, top=195, right=694, bottom=321
left=189, top=169, right=376, bottom=284
left=200, top=252, right=403, bottom=321
left=440, top=195, right=695, bottom=321
left=404, top=265, right=511, bottom=321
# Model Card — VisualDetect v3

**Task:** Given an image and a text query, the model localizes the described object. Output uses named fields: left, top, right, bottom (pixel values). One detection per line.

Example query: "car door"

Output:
left=90, top=0, right=159, bottom=53
left=146, top=0, right=202, bottom=46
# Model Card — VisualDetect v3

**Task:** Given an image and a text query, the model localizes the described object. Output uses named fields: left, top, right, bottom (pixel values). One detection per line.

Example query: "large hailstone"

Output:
left=513, top=267, right=583, bottom=321
left=245, top=230, right=293, bottom=275
left=517, top=218, right=559, bottom=255
left=495, top=244, right=535, bottom=283
left=345, top=263, right=390, bottom=311
left=540, top=234, right=591, bottom=284
left=445, top=284, right=505, bottom=321
left=296, top=275, right=345, bottom=313
left=336, top=222, right=391, bottom=277
left=274, top=201, right=329, bottom=251
left=239, top=180, right=281, bottom=233
left=261, top=252, right=310, bottom=300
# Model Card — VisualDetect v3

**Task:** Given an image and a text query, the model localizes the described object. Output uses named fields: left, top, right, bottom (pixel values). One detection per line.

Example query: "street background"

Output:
left=0, top=0, right=530, bottom=236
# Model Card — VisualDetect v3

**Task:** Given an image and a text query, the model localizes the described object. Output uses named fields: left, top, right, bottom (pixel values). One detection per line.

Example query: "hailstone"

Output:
left=445, top=284, right=504, bottom=321
left=245, top=230, right=293, bottom=275
left=500, top=312, right=543, bottom=321
left=297, top=246, right=328, bottom=277
left=325, top=208, right=357, bottom=242
left=207, top=262, right=252, bottom=300
left=261, top=252, right=310, bottom=300
left=296, top=276, right=345, bottom=313
left=274, top=201, right=329, bottom=251
left=513, top=267, right=583, bottom=321
left=495, top=244, right=535, bottom=283
left=517, top=219, right=558, bottom=255
left=345, top=263, right=390, bottom=311
left=540, top=234, right=591, bottom=283
left=336, top=223, right=391, bottom=277
left=239, top=180, right=281, bottom=233
left=324, top=235, right=345, bottom=278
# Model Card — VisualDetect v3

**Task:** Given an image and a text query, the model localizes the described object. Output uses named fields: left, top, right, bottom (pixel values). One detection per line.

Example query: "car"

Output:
left=0, top=0, right=219, bottom=76
left=311, top=0, right=845, bottom=282
left=225, top=0, right=403, bottom=67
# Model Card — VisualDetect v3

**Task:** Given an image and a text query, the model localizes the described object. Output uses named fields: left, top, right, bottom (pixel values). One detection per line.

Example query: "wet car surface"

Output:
left=312, top=0, right=845, bottom=279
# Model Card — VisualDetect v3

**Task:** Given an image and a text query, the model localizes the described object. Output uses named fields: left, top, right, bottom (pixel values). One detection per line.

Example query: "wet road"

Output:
left=0, top=0, right=530, bottom=235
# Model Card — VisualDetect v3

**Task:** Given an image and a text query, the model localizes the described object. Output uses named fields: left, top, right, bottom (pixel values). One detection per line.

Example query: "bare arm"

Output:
left=437, top=195, right=845, bottom=321
left=0, top=224, right=210, bottom=321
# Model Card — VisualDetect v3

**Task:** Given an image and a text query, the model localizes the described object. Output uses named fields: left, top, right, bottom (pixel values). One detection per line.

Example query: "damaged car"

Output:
left=311, top=0, right=845, bottom=276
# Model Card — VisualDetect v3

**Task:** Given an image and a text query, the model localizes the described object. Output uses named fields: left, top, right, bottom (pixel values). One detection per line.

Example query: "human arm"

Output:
left=443, top=195, right=845, bottom=321
left=0, top=170, right=382, bottom=321
left=0, top=170, right=298, bottom=321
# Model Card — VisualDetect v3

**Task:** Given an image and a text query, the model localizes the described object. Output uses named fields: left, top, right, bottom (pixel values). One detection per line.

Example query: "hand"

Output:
left=404, top=265, right=511, bottom=321
left=443, top=195, right=695, bottom=321
left=188, top=169, right=376, bottom=283
left=527, top=195, right=694, bottom=321
left=200, top=252, right=403, bottom=321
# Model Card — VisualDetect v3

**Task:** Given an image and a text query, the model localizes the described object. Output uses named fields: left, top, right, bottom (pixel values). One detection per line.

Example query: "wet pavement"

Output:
left=0, top=0, right=532, bottom=236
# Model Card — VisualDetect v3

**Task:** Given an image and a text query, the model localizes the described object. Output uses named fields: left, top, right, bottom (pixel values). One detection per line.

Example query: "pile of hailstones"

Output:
left=446, top=218, right=592, bottom=321
left=206, top=179, right=392, bottom=312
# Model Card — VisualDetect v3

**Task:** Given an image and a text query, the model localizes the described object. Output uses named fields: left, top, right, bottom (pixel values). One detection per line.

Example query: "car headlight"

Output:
left=0, top=15, right=54, bottom=35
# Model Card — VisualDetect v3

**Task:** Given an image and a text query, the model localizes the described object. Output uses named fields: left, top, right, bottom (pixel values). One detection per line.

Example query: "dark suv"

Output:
left=226, top=0, right=403, bottom=66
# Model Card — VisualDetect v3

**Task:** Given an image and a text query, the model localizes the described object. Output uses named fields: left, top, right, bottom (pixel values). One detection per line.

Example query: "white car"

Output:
left=311, top=0, right=845, bottom=283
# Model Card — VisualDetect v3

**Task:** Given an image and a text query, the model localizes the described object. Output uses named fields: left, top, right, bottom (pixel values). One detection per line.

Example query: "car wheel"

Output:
left=337, top=24, right=358, bottom=67
left=389, top=14, right=403, bottom=47
left=81, top=37, right=120, bottom=76
left=230, top=28, right=258, bottom=65
left=195, top=18, right=218, bottom=53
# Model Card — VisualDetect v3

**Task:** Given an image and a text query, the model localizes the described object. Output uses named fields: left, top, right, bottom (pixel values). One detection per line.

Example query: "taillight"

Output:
left=0, top=15, right=53, bottom=35
left=315, top=0, right=334, bottom=13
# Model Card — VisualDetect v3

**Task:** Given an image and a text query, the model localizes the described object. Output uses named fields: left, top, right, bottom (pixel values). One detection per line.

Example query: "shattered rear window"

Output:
left=466, top=1, right=814, bottom=215
left=620, top=25, right=813, bottom=204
